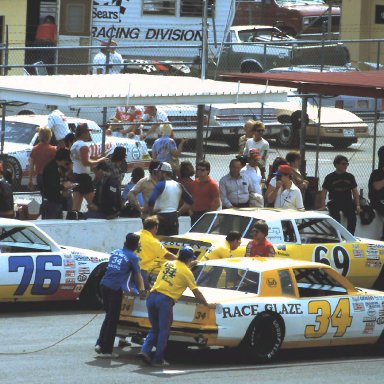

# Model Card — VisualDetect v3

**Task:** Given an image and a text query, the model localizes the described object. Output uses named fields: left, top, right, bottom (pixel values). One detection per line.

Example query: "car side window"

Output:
left=293, top=268, right=347, bottom=297
left=0, top=226, right=53, bottom=253
left=279, top=269, right=295, bottom=296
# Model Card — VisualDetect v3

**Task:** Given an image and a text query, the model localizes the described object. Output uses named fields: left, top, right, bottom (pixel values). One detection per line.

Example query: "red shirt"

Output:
left=30, top=144, right=57, bottom=174
left=35, top=23, right=57, bottom=43
left=177, top=177, right=194, bottom=195
left=192, top=176, right=220, bottom=212
left=245, top=239, right=275, bottom=257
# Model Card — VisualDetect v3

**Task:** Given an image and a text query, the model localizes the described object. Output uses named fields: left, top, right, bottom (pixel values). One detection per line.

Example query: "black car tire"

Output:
left=240, top=312, right=284, bottom=363
left=276, top=120, right=300, bottom=147
left=0, top=155, right=23, bottom=189
left=80, top=265, right=106, bottom=309
left=330, top=139, right=354, bottom=149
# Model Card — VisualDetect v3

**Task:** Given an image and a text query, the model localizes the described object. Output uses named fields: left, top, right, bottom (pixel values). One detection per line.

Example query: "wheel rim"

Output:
left=278, top=126, right=293, bottom=146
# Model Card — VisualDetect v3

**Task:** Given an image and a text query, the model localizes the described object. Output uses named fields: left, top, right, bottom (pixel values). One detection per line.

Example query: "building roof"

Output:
left=0, top=74, right=287, bottom=107
left=221, top=71, right=384, bottom=98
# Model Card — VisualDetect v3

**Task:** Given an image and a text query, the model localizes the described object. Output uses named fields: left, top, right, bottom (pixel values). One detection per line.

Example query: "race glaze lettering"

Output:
left=8, top=255, right=62, bottom=295
left=222, top=303, right=303, bottom=319
left=312, top=245, right=350, bottom=276
left=305, top=298, right=353, bottom=338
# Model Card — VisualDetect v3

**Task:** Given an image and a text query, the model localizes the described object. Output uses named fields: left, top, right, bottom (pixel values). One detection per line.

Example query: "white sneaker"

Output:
left=97, top=352, right=119, bottom=358
left=94, top=345, right=102, bottom=354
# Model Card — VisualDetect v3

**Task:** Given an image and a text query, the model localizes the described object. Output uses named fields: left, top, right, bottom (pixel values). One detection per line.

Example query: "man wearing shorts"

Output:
left=70, top=123, right=106, bottom=211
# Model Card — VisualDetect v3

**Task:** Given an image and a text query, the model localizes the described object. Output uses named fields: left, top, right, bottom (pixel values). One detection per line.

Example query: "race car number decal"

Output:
left=8, top=255, right=62, bottom=295
left=305, top=298, right=352, bottom=338
left=313, top=245, right=350, bottom=276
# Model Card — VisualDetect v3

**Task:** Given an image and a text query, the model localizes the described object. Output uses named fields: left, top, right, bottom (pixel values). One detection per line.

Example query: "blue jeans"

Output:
left=141, top=270, right=151, bottom=290
left=141, top=292, right=174, bottom=364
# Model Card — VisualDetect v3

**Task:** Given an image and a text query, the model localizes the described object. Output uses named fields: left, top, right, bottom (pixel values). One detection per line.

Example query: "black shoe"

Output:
left=137, top=351, right=151, bottom=365
left=118, top=338, right=132, bottom=348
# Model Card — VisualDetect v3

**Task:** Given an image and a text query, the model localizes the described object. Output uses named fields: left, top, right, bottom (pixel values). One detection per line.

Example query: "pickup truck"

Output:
left=215, top=25, right=350, bottom=74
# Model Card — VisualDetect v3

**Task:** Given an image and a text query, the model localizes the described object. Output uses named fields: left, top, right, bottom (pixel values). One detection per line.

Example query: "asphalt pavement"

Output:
left=1, top=302, right=383, bottom=384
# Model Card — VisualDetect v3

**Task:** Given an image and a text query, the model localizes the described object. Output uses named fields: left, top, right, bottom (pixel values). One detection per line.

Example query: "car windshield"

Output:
left=194, top=265, right=260, bottom=294
left=0, top=226, right=53, bottom=252
left=238, top=28, right=293, bottom=42
left=4, top=121, right=38, bottom=145
left=190, top=213, right=254, bottom=237
left=293, top=267, right=348, bottom=297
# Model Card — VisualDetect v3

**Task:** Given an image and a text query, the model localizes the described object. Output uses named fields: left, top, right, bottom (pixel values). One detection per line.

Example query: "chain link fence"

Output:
left=1, top=38, right=384, bottom=198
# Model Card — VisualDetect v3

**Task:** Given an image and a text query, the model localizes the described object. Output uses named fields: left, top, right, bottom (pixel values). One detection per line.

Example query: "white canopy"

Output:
left=0, top=74, right=286, bottom=107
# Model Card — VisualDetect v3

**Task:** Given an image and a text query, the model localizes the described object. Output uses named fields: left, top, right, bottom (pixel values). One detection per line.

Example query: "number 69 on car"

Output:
left=118, top=257, right=384, bottom=362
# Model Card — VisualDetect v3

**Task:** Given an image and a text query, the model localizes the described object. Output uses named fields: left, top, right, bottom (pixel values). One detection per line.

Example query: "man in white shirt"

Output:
left=47, top=108, right=71, bottom=147
left=219, top=158, right=256, bottom=209
left=141, top=106, right=169, bottom=138
left=243, top=121, right=269, bottom=178
left=93, top=41, right=123, bottom=75
left=240, top=149, right=264, bottom=207
left=272, top=165, right=304, bottom=210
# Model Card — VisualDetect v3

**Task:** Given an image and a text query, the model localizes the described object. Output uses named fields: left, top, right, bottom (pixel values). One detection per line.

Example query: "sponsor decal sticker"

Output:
left=64, top=260, right=75, bottom=269
left=363, top=321, right=375, bottom=334
left=77, top=275, right=88, bottom=282
left=266, top=278, right=277, bottom=288
left=353, top=250, right=364, bottom=258
left=65, top=270, right=75, bottom=278
left=353, top=302, right=364, bottom=312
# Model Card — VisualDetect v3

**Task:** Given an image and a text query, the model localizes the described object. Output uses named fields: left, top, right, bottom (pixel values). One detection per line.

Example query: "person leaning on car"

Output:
left=139, top=246, right=210, bottom=367
left=320, top=155, right=360, bottom=235
left=203, top=231, right=242, bottom=260
left=95, top=233, right=144, bottom=358
left=135, top=215, right=177, bottom=289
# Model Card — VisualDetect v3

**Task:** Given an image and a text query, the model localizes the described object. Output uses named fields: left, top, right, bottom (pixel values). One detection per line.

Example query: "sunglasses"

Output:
left=197, top=168, right=207, bottom=171
left=339, top=162, right=349, bottom=166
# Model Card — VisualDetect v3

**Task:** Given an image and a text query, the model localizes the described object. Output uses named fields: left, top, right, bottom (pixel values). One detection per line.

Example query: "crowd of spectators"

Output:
left=3, top=108, right=384, bottom=238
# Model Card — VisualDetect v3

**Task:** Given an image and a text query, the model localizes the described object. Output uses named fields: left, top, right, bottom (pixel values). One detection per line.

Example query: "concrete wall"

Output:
left=33, top=213, right=382, bottom=254
left=35, top=216, right=192, bottom=252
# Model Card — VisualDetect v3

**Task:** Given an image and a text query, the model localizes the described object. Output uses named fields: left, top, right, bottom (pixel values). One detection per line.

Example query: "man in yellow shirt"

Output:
left=137, top=215, right=176, bottom=289
left=139, top=246, right=209, bottom=367
left=203, top=231, right=243, bottom=260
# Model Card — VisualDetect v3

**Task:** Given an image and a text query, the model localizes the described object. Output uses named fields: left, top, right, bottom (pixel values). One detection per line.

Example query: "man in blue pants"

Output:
left=139, top=246, right=210, bottom=367
left=95, top=233, right=144, bottom=358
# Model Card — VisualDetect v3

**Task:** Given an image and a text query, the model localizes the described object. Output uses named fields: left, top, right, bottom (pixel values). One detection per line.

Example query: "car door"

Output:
left=290, top=267, right=370, bottom=344
left=276, top=217, right=375, bottom=288
left=0, top=224, right=66, bottom=302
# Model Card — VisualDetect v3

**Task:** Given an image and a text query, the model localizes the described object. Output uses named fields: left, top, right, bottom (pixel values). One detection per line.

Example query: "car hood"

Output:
left=60, top=245, right=110, bottom=262
left=288, top=4, right=339, bottom=16
left=2, top=142, right=31, bottom=153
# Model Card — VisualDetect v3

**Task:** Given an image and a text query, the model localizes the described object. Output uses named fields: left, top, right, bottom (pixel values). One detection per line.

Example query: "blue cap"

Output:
left=178, top=246, right=196, bottom=261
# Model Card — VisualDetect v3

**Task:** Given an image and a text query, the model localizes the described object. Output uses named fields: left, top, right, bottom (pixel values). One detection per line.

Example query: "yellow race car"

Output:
left=118, top=257, right=384, bottom=362
left=157, top=208, right=384, bottom=290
